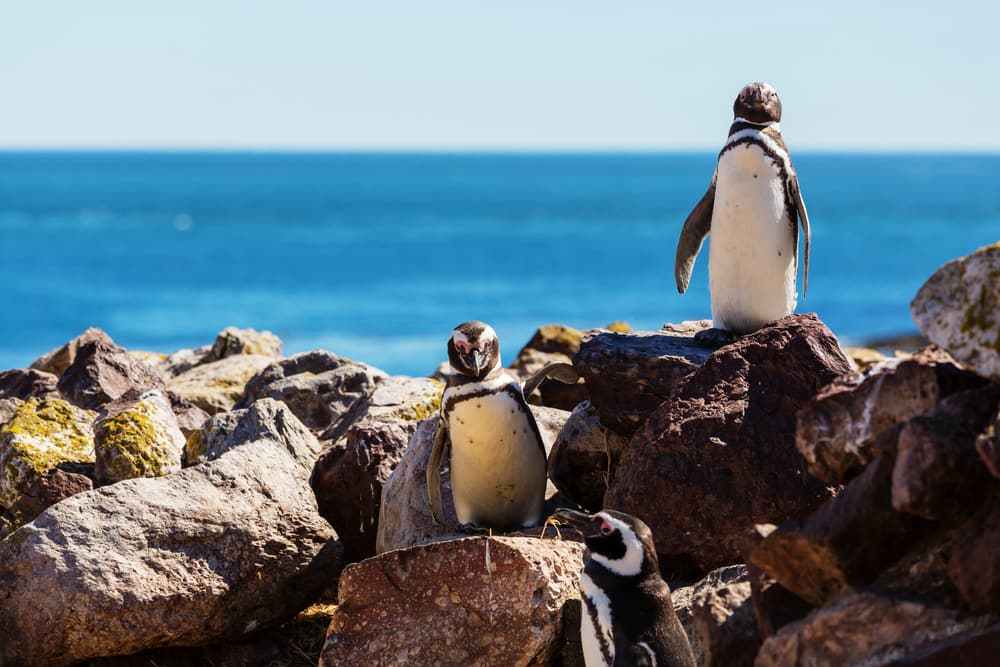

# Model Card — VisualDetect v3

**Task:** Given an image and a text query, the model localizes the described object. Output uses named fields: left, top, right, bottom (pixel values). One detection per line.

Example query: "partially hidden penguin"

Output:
left=675, top=82, right=811, bottom=346
left=426, top=320, right=579, bottom=530
left=554, top=508, right=697, bottom=667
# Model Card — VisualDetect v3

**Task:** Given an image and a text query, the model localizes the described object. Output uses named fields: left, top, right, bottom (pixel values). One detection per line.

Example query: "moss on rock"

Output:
left=94, top=391, right=184, bottom=484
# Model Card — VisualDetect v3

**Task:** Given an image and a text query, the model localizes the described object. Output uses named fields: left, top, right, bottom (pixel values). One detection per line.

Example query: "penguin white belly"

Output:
left=580, top=572, right=614, bottom=667
left=446, top=389, right=546, bottom=528
left=710, top=142, right=797, bottom=334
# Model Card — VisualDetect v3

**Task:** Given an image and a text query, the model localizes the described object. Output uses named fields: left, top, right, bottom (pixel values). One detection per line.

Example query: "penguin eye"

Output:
left=599, top=521, right=614, bottom=536
left=454, top=340, right=470, bottom=353
left=483, top=339, right=492, bottom=349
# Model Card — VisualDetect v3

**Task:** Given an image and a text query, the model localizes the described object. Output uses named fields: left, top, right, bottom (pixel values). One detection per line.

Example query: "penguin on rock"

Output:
left=427, top=321, right=561, bottom=530
left=675, top=82, right=812, bottom=346
left=554, top=508, right=696, bottom=667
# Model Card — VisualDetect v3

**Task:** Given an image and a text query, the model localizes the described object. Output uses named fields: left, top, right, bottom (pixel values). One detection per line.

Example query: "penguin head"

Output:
left=733, top=82, right=782, bottom=125
left=554, top=508, right=657, bottom=577
left=448, top=321, right=501, bottom=379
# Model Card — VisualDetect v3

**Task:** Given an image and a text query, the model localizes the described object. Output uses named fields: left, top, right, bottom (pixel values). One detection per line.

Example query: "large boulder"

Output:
left=57, top=338, right=167, bottom=410
left=320, top=536, right=584, bottom=667
left=546, top=400, right=629, bottom=512
left=309, top=376, right=443, bottom=562
left=157, top=327, right=283, bottom=379
left=911, top=241, right=1000, bottom=382
left=94, top=388, right=186, bottom=484
left=0, top=368, right=60, bottom=402
left=573, top=321, right=713, bottom=436
left=607, top=314, right=852, bottom=571
left=240, top=351, right=387, bottom=433
left=948, top=493, right=1000, bottom=613
left=0, top=399, right=96, bottom=527
left=167, top=353, right=275, bottom=415
left=0, top=398, right=342, bottom=666
left=30, top=327, right=113, bottom=377
left=796, top=347, right=983, bottom=484
left=376, top=405, right=570, bottom=554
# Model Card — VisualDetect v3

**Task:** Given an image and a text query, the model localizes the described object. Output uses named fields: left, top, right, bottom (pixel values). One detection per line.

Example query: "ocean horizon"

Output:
left=2, top=150, right=998, bottom=377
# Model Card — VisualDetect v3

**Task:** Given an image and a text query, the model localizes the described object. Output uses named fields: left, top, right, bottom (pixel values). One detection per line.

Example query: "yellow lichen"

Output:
left=95, top=396, right=180, bottom=482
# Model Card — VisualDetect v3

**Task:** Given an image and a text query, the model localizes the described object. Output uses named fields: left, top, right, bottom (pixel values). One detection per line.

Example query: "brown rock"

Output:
left=167, top=354, right=274, bottom=415
left=976, top=405, right=1000, bottom=478
left=797, top=346, right=982, bottom=484
left=240, top=351, right=387, bottom=432
left=754, top=591, right=1000, bottom=667
left=165, top=392, right=210, bottom=439
left=93, top=389, right=186, bottom=485
left=546, top=400, right=629, bottom=512
left=509, top=324, right=588, bottom=411
left=742, top=525, right=814, bottom=639
left=0, top=398, right=23, bottom=426
left=57, top=338, right=167, bottom=410
left=751, top=449, right=929, bottom=607
left=892, top=386, right=1000, bottom=520
left=320, top=536, right=584, bottom=667
left=30, top=327, right=113, bottom=377
left=674, top=565, right=760, bottom=667
left=880, top=625, right=1000, bottom=666
left=209, top=326, right=282, bottom=361
left=948, top=494, right=1000, bottom=613
left=607, top=314, right=852, bottom=571
left=573, top=321, right=713, bottom=436
left=14, top=468, right=94, bottom=528
left=0, top=368, right=60, bottom=402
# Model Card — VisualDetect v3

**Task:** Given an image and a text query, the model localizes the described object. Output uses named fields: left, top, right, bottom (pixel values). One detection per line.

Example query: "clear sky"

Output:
left=2, top=1, right=997, bottom=151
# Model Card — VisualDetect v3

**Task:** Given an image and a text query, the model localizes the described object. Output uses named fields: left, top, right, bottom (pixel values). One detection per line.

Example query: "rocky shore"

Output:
left=1, top=241, right=999, bottom=666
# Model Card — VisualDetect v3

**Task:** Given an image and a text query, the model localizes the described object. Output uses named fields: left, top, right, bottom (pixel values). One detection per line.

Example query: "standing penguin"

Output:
left=554, top=508, right=696, bottom=667
left=427, top=321, right=548, bottom=530
left=675, top=82, right=811, bottom=345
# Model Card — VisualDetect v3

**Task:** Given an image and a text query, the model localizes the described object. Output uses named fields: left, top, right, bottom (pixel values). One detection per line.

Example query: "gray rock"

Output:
left=157, top=344, right=213, bottom=378
left=0, top=368, right=60, bottom=402
left=573, top=321, right=713, bottom=436
left=241, top=350, right=387, bottom=432
left=167, top=353, right=275, bottom=415
left=911, top=241, right=1000, bottom=382
left=0, top=397, right=23, bottom=426
left=320, top=536, right=584, bottom=667
left=0, top=398, right=342, bottom=666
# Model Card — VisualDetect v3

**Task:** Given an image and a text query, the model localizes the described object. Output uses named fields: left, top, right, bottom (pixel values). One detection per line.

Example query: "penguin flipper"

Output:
left=426, top=417, right=448, bottom=525
left=674, top=172, right=716, bottom=294
left=790, top=173, right=811, bottom=298
left=522, top=361, right=580, bottom=400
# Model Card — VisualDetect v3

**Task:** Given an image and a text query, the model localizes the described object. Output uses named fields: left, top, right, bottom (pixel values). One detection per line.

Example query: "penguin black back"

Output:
left=555, top=508, right=696, bottom=667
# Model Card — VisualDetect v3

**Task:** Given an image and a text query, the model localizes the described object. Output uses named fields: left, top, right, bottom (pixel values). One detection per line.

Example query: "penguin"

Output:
left=427, top=321, right=548, bottom=530
left=554, top=508, right=696, bottom=667
left=675, top=82, right=811, bottom=346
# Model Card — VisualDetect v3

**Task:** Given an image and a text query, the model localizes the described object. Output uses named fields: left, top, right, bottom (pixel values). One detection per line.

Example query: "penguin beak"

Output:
left=553, top=508, right=597, bottom=533
left=464, top=349, right=485, bottom=376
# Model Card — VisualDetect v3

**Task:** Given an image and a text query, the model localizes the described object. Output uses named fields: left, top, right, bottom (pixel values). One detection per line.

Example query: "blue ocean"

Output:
left=1, top=152, right=997, bottom=377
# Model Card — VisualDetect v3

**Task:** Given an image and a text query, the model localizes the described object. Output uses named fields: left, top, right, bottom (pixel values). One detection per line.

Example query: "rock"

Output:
left=310, top=376, right=443, bottom=562
left=674, top=565, right=760, bottom=667
left=842, top=346, right=886, bottom=371
left=240, top=351, right=387, bottom=432
left=30, top=327, right=113, bottom=377
left=948, top=494, right=1000, bottom=613
left=0, top=397, right=24, bottom=426
left=607, top=314, right=852, bottom=571
left=11, top=468, right=93, bottom=533
left=209, top=326, right=282, bottom=360
left=57, top=338, right=167, bottom=410
left=754, top=591, right=1000, bottom=667
left=0, top=368, right=60, bottom=401
left=509, top=324, right=588, bottom=411
left=376, top=405, right=570, bottom=554
left=878, top=626, right=1000, bottom=666
left=320, top=536, right=584, bottom=667
left=157, top=344, right=213, bottom=378
left=976, top=406, right=1000, bottom=478
left=892, top=386, right=1000, bottom=520
left=167, top=353, right=274, bottom=415
left=797, top=347, right=982, bottom=484
left=94, top=389, right=186, bottom=484
left=0, top=399, right=96, bottom=526
left=546, top=400, right=629, bottom=512
left=0, top=399, right=342, bottom=666
left=573, top=321, right=713, bottom=436
left=751, top=449, right=930, bottom=607
left=911, top=241, right=1000, bottom=382
left=165, top=391, right=210, bottom=439
left=742, top=524, right=814, bottom=640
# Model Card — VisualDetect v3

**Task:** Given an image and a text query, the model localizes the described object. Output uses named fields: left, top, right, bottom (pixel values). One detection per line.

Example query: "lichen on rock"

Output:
left=94, top=389, right=185, bottom=484
left=0, top=398, right=96, bottom=513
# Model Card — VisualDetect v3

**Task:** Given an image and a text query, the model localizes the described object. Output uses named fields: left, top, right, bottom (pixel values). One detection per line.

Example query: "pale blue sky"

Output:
left=2, top=1, right=997, bottom=150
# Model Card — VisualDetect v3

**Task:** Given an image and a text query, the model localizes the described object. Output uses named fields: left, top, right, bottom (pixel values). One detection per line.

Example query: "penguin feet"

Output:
left=694, top=327, right=739, bottom=348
